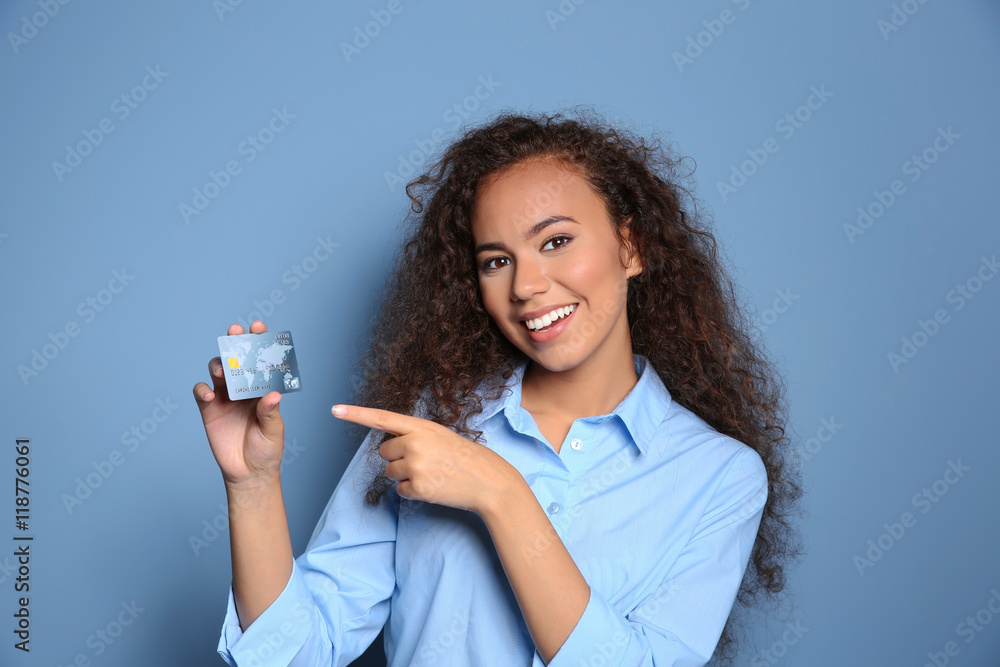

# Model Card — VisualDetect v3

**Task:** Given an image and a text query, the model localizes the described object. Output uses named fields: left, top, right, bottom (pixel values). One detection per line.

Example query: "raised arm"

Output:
left=192, top=320, right=293, bottom=630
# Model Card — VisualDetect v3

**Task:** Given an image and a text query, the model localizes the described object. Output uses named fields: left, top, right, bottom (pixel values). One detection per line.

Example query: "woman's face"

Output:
left=470, top=158, right=642, bottom=374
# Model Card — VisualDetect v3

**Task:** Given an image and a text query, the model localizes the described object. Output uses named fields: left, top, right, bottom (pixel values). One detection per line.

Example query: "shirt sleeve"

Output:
left=216, top=428, right=399, bottom=667
left=548, top=447, right=769, bottom=667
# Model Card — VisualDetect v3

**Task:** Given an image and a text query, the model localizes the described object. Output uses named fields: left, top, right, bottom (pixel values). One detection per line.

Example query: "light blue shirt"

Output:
left=217, top=353, right=768, bottom=666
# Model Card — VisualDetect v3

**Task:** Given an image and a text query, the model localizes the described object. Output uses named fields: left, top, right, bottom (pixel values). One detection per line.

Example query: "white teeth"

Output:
left=526, top=304, right=576, bottom=331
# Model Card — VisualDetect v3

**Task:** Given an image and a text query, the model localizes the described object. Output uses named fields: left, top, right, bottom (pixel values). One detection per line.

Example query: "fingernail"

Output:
left=331, top=405, right=346, bottom=417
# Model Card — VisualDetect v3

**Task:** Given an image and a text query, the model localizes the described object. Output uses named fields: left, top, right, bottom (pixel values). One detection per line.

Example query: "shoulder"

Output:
left=653, top=400, right=767, bottom=497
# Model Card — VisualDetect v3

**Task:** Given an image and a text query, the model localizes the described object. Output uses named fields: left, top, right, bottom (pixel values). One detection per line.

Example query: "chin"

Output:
left=518, top=346, right=586, bottom=374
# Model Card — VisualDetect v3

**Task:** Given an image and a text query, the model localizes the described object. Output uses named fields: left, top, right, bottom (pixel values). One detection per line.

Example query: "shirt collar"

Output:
left=467, top=353, right=672, bottom=456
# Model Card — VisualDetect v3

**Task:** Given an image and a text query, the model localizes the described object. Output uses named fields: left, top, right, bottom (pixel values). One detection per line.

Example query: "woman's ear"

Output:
left=620, top=218, right=643, bottom=278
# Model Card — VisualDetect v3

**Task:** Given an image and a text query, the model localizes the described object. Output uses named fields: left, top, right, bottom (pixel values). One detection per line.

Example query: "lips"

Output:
left=520, top=303, right=578, bottom=342
left=520, top=303, right=578, bottom=330
left=519, top=303, right=580, bottom=328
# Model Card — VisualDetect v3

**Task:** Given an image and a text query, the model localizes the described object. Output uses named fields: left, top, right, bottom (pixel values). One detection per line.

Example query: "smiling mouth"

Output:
left=521, top=303, right=578, bottom=332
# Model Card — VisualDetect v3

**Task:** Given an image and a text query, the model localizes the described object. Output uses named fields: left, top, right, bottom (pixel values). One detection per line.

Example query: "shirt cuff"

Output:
left=217, top=559, right=328, bottom=666
left=547, top=585, right=709, bottom=667
left=547, top=586, right=632, bottom=666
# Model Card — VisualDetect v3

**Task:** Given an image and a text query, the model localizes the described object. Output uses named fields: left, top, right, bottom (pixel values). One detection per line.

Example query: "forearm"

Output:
left=480, top=477, right=590, bottom=664
left=226, top=475, right=294, bottom=632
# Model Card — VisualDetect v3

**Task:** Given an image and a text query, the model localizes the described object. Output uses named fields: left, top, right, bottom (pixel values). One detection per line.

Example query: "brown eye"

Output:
left=542, top=234, right=572, bottom=251
left=482, top=256, right=509, bottom=272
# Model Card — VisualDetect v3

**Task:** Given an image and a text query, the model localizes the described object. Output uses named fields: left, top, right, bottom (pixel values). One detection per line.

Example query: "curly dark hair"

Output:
left=345, top=107, right=803, bottom=664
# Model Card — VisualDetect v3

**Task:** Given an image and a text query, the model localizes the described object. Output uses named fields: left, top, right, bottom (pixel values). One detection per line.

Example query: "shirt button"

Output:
left=570, top=439, right=583, bottom=451
left=547, top=502, right=560, bottom=515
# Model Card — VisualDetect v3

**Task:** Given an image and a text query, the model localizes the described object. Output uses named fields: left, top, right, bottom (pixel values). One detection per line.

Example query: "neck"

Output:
left=520, top=340, right=639, bottom=419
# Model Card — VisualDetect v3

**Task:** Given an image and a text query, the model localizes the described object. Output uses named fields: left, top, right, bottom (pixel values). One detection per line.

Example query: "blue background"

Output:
left=2, top=1, right=998, bottom=665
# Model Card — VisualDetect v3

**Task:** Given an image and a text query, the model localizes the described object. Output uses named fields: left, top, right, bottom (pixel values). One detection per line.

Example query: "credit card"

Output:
left=216, top=330, right=302, bottom=401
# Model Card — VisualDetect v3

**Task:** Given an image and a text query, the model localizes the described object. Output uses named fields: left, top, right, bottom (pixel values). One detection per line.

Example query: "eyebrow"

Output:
left=473, top=215, right=579, bottom=255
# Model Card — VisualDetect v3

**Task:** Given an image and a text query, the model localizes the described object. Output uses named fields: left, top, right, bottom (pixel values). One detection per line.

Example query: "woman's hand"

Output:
left=330, top=403, right=519, bottom=516
left=333, top=403, right=592, bottom=663
left=193, top=321, right=285, bottom=488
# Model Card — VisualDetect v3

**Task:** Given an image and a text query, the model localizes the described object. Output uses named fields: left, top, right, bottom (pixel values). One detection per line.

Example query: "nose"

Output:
left=510, top=256, right=550, bottom=301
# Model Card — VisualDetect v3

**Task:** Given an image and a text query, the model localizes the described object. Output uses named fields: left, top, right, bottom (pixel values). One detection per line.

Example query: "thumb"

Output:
left=256, top=392, right=283, bottom=435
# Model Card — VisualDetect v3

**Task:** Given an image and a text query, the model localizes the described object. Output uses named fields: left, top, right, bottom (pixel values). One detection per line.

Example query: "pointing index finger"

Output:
left=331, top=404, right=419, bottom=436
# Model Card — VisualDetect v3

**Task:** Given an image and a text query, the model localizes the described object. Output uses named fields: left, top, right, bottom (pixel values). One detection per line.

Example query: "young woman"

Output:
left=194, top=109, right=801, bottom=666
